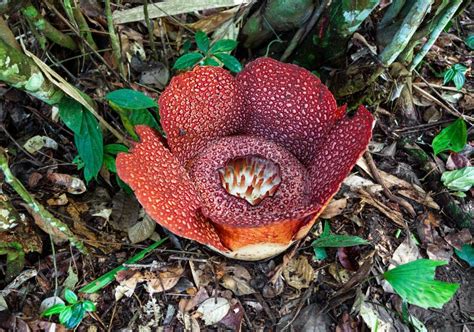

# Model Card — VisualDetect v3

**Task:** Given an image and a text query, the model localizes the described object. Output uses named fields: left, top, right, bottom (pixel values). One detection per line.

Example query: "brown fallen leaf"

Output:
left=220, top=265, right=255, bottom=296
left=187, top=7, right=239, bottom=33
left=320, top=198, right=348, bottom=219
left=283, top=256, right=315, bottom=290
left=145, top=265, right=185, bottom=294
left=444, top=229, right=472, bottom=250
left=358, top=189, right=406, bottom=228
left=47, top=173, right=86, bottom=194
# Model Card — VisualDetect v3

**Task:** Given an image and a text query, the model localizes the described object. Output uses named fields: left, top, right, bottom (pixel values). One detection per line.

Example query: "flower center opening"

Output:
left=218, top=155, right=282, bottom=206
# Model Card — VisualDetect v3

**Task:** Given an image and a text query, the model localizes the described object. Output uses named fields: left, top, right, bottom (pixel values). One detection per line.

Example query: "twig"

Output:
left=43, top=2, right=124, bottom=83
left=412, top=80, right=474, bottom=125
left=0, top=148, right=87, bottom=253
left=143, top=0, right=157, bottom=60
left=105, top=0, right=126, bottom=78
left=413, top=82, right=467, bottom=93
left=280, top=0, right=329, bottom=62
left=364, top=151, right=416, bottom=218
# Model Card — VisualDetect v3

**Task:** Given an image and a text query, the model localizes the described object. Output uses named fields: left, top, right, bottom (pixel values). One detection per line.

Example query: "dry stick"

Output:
left=0, top=148, right=87, bottom=254
left=143, top=0, right=158, bottom=60
left=413, top=70, right=474, bottom=125
left=280, top=0, right=330, bottom=62
left=44, top=1, right=125, bottom=84
left=105, top=0, right=126, bottom=78
left=364, top=151, right=416, bottom=219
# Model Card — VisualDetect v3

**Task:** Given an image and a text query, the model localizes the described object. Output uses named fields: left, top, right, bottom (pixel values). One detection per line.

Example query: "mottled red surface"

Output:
left=116, top=57, right=374, bottom=257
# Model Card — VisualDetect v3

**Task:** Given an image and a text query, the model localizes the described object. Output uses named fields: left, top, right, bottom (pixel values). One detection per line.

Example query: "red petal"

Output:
left=116, top=126, right=226, bottom=251
left=308, top=105, right=374, bottom=204
left=159, top=66, right=244, bottom=163
left=237, top=57, right=341, bottom=165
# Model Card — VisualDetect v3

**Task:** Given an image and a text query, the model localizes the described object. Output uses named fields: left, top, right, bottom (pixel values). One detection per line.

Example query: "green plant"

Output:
left=173, top=31, right=242, bottom=73
left=42, top=289, right=96, bottom=329
left=441, top=166, right=474, bottom=192
left=105, top=88, right=161, bottom=140
left=443, top=64, right=468, bottom=90
left=431, top=118, right=467, bottom=155
left=312, top=222, right=369, bottom=260
left=58, top=97, right=103, bottom=183
left=465, top=35, right=474, bottom=50
left=455, top=244, right=474, bottom=267
left=383, top=259, right=459, bottom=309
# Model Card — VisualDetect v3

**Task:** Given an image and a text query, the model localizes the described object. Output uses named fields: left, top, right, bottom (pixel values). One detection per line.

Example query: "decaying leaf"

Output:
left=358, top=189, right=406, bottom=228
left=283, top=256, right=315, bottom=290
left=359, top=300, right=409, bottom=332
left=146, top=265, right=185, bottom=294
left=23, top=135, right=58, bottom=154
left=320, top=198, right=347, bottom=219
left=128, top=213, right=156, bottom=244
left=47, top=173, right=86, bottom=194
left=220, top=265, right=255, bottom=296
left=187, top=7, right=239, bottom=33
left=196, top=297, right=230, bottom=326
left=110, top=190, right=141, bottom=231
left=328, top=263, right=351, bottom=284
left=115, top=265, right=184, bottom=300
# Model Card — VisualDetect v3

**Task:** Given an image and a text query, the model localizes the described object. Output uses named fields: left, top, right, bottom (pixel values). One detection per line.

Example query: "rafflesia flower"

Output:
left=116, top=58, right=373, bottom=260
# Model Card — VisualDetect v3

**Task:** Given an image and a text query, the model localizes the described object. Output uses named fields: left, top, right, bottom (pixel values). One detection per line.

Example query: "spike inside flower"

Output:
left=218, top=155, right=282, bottom=206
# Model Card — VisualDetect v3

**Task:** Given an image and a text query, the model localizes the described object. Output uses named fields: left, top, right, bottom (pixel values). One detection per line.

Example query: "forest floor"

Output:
left=0, top=1, right=473, bottom=331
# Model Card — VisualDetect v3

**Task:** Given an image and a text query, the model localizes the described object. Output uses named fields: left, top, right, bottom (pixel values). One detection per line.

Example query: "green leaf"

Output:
left=173, top=52, right=204, bottom=70
left=104, top=144, right=128, bottom=155
left=59, top=306, right=73, bottom=325
left=195, top=30, right=210, bottom=52
left=453, top=71, right=466, bottom=90
left=58, top=97, right=84, bottom=134
left=313, top=247, right=328, bottom=260
left=432, top=118, right=467, bottom=155
left=383, top=259, right=460, bottom=309
left=75, top=110, right=103, bottom=182
left=128, top=108, right=160, bottom=130
left=213, top=53, right=242, bottom=73
left=466, top=35, right=474, bottom=50
left=441, top=166, right=474, bottom=192
left=312, top=234, right=369, bottom=248
left=455, top=244, right=474, bottom=267
left=65, top=303, right=86, bottom=329
left=443, top=68, right=455, bottom=85
left=202, top=57, right=221, bottom=66
left=103, top=154, right=116, bottom=173
left=82, top=300, right=96, bottom=312
left=42, top=303, right=66, bottom=317
left=105, top=89, right=157, bottom=110
left=72, top=155, right=84, bottom=170
left=209, top=39, right=238, bottom=53
left=64, top=289, right=78, bottom=304
left=443, top=64, right=467, bottom=90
